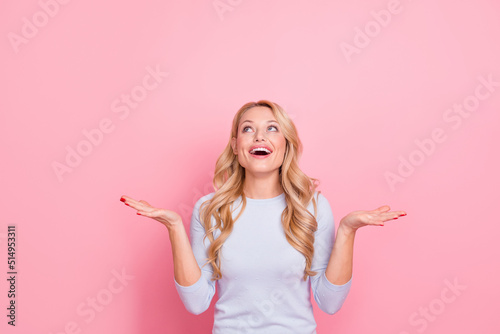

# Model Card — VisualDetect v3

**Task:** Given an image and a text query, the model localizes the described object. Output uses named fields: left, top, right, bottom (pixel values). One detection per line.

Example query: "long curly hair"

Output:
left=199, top=100, right=321, bottom=281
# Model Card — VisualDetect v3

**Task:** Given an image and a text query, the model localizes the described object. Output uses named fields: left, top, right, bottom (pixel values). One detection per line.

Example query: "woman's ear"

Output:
left=231, top=137, right=237, bottom=155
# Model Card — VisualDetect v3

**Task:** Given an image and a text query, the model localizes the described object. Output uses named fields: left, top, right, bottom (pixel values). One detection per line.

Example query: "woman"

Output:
left=120, top=100, right=407, bottom=333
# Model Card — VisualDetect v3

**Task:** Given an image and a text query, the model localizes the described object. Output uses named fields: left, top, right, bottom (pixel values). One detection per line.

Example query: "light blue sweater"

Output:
left=174, top=191, right=352, bottom=333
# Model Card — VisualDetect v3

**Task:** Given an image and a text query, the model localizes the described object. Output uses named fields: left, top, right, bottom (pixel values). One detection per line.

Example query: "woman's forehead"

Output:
left=240, top=107, right=275, bottom=123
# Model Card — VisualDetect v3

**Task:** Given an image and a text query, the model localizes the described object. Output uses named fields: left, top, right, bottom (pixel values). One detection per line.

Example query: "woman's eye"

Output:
left=242, top=125, right=278, bottom=132
left=268, top=125, right=278, bottom=131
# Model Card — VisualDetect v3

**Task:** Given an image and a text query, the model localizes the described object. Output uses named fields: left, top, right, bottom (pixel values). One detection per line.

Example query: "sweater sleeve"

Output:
left=173, top=196, right=217, bottom=315
left=309, top=192, right=352, bottom=315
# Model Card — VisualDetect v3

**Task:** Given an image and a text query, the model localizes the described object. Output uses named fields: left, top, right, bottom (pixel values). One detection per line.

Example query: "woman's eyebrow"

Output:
left=241, top=120, right=278, bottom=124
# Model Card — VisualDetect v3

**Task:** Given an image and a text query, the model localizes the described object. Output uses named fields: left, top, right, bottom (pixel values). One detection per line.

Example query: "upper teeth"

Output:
left=250, top=147, right=271, bottom=154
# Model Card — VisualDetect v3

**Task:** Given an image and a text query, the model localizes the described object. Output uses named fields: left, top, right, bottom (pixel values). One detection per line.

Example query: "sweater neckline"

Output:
left=243, top=192, right=285, bottom=204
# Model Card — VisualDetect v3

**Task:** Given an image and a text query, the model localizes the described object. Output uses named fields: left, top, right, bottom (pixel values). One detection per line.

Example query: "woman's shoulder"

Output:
left=194, top=191, right=216, bottom=210
left=309, top=191, right=333, bottom=219
left=312, top=190, right=328, bottom=206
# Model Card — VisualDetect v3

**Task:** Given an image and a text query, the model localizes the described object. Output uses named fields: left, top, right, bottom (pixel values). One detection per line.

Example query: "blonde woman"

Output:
left=120, top=100, right=407, bottom=333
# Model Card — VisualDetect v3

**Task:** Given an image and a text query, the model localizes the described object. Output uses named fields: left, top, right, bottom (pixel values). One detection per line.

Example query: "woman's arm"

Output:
left=168, top=223, right=202, bottom=286
left=324, top=224, right=355, bottom=285
left=309, top=193, right=352, bottom=315
left=325, top=205, right=407, bottom=285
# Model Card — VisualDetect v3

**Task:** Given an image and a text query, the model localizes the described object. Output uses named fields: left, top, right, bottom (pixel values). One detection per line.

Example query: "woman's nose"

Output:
left=254, top=131, right=266, bottom=141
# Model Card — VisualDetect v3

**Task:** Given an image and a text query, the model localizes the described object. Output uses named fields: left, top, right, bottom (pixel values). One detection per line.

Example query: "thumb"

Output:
left=374, top=205, right=390, bottom=212
left=139, top=200, right=152, bottom=206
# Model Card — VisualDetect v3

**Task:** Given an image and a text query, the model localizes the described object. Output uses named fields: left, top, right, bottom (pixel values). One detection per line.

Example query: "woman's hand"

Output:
left=120, top=195, right=183, bottom=230
left=339, top=205, right=407, bottom=235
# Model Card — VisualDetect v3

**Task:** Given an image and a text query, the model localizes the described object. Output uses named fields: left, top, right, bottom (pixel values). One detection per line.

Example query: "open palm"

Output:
left=340, top=205, right=407, bottom=232
left=120, top=195, right=183, bottom=230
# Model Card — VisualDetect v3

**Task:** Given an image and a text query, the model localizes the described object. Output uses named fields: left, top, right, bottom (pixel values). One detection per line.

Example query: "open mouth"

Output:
left=249, top=147, right=272, bottom=156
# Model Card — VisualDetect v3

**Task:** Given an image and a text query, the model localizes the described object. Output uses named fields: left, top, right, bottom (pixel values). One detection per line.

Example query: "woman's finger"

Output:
left=121, top=198, right=143, bottom=209
left=387, top=211, right=407, bottom=219
left=120, top=196, right=156, bottom=213
left=136, top=209, right=159, bottom=217
left=120, top=195, right=141, bottom=205
left=120, top=195, right=130, bottom=202
left=381, top=211, right=407, bottom=221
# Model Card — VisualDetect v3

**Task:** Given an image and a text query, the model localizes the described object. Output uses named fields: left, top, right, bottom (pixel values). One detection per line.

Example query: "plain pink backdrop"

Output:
left=2, top=0, right=499, bottom=333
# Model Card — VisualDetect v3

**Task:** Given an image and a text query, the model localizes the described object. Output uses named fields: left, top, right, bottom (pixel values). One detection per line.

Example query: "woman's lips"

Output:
left=250, top=152, right=272, bottom=159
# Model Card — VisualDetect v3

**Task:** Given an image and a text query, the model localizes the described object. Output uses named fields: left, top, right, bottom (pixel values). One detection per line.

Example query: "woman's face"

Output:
left=231, top=106, right=287, bottom=176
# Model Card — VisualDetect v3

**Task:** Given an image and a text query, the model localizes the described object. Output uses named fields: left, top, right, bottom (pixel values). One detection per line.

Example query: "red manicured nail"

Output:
left=125, top=203, right=130, bottom=206
left=394, top=217, right=398, bottom=219
left=120, top=198, right=125, bottom=202
left=137, top=212, right=141, bottom=215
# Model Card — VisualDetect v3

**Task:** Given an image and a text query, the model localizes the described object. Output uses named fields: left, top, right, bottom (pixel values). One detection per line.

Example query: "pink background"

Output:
left=2, top=0, right=499, bottom=333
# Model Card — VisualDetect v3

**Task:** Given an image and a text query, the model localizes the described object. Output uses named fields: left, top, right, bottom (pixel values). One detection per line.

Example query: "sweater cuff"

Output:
left=174, top=273, right=205, bottom=293
left=321, top=271, right=352, bottom=291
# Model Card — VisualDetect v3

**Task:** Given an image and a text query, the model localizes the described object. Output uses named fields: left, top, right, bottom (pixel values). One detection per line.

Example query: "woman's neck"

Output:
left=243, top=172, right=283, bottom=199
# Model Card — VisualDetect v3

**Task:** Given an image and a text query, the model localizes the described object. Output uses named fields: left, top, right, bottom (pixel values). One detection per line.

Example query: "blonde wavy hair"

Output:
left=199, top=100, right=321, bottom=281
